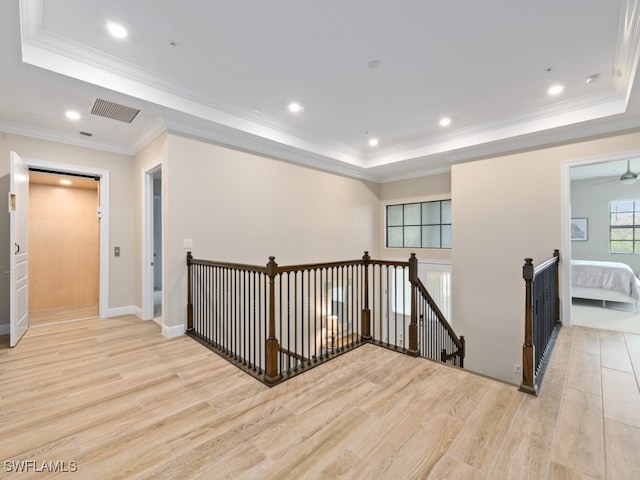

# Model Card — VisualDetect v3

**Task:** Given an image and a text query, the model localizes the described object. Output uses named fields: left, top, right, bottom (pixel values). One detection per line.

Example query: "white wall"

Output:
left=452, top=131, right=640, bottom=384
left=132, top=133, right=168, bottom=312
left=0, top=133, right=136, bottom=327
left=571, top=178, right=640, bottom=274
left=160, top=134, right=381, bottom=331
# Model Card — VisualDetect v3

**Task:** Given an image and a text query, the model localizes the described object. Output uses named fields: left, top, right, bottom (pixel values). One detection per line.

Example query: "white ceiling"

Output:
left=3, top=0, right=640, bottom=182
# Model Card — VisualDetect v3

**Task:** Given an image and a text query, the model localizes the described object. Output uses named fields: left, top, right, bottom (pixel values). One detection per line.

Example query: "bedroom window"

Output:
left=609, top=200, right=640, bottom=254
left=386, top=199, right=451, bottom=248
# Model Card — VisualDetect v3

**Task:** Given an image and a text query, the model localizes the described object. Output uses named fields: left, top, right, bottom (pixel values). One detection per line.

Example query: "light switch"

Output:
left=114, top=246, right=120, bottom=257
left=183, top=239, right=193, bottom=249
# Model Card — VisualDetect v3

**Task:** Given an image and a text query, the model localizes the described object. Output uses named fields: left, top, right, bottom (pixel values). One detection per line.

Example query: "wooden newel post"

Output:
left=407, top=253, right=419, bottom=357
left=520, top=257, right=537, bottom=395
left=264, top=256, right=280, bottom=385
left=361, top=251, right=372, bottom=341
left=186, top=251, right=193, bottom=332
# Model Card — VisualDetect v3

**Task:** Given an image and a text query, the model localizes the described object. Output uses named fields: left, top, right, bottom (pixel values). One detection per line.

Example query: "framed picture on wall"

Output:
left=571, top=218, right=588, bottom=241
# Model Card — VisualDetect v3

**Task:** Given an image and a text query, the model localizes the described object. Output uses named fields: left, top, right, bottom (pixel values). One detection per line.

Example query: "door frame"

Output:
left=560, top=148, right=640, bottom=327
left=24, top=157, right=110, bottom=318
left=141, top=157, right=162, bottom=322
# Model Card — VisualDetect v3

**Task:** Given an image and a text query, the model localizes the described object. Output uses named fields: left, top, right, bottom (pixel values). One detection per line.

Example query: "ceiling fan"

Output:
left=591, top=159, right=638, bottom=186
left=620, top=159, right=638, bottom=184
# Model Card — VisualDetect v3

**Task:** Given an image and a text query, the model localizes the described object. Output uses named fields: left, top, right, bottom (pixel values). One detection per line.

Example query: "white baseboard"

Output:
left=133, top=306, right=144, bottom=319
left=162, top=324, right=185, bottom=338
left=108, top=306, right=136, bottom=317
left=0, top=324, right=9, bottom=336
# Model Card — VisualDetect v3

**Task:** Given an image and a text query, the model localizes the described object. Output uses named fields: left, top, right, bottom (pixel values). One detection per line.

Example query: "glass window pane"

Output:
left=611, top=212, right=634, bottom=226
left=404, top=203, right=421, bottom=225
left=387, top=205, right=403, bottom=226
left=611, top=227, right=633, bottom=241
left=441, top=225, right=452, bottom=248
left=441, top=200, right=452, bottom=224
left=422, top=202, right=440, bottom=224
left=387, top=227, right=403, bottom=247
left=611, top=241, right=633, bottom=253
left=422, top=226, right=441, bottom=248
left=387, top=199, right=451, bottom=249
left=611, top=201, right=634, bottom=213
left=404, top=226, right=421, bottom=247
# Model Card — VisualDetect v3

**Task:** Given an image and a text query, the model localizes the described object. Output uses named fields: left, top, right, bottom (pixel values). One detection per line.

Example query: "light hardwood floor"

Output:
left=0, top=317, right=639, bottom=479
left=29, top=304, right=99, bottom=326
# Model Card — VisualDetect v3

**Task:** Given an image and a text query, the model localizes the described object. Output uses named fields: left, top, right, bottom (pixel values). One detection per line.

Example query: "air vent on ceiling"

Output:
left=90, top=98, right=140, bottom=123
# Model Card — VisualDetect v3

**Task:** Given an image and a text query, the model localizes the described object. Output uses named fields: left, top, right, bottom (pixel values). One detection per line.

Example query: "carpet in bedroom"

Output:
left=572, top=298, right=640, bottom=334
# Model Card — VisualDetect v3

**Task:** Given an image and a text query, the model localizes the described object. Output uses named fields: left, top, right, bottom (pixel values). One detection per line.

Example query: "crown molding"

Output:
left=163, top=117, right=374, bottom=182
left=16, top=0, right=640, bottom=181
left=365, top=91, right=626, bottom=168
left=369, top=164, right=453, bottom=184
left=19, top=0, right=364, bottom=166
left=129, top=116, right=168, bottom=155
left=613, top=0, right=640, bottom=101
left=0, top=120, right=133, bottom=155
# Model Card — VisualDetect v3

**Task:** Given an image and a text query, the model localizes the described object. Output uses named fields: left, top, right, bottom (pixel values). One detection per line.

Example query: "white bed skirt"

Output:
left=572, top=286, right=638, bottom=305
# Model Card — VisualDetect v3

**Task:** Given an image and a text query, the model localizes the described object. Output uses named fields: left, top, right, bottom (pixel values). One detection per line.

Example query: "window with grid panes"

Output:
left=386, top=200, right=451, bottom=248
left=610, top=200, right=640, bottom=253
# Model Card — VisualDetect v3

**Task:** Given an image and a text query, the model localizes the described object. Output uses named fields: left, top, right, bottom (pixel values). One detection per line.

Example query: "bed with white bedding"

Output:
left=571, top=259, right=640, bottom=305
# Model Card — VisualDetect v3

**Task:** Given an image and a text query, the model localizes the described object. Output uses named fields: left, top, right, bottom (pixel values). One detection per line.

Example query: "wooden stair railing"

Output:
left=187, top=251, right=464, bottom=386
left=520, top=249, right=561, bottom=395
left=409, top=253, right=465, bottom=368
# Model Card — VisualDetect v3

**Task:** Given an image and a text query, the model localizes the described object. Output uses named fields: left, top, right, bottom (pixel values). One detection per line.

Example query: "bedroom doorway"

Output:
left=567, top=157, right=640, bottom=334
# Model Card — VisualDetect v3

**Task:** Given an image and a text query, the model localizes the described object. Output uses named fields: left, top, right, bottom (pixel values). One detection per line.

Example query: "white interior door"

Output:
left=9, top=151, right=29, bottom=347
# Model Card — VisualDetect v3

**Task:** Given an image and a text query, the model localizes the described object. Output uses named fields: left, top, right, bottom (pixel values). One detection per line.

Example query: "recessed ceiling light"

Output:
left=59, top=179, right=72, bottom=186
left=65, top=110, right=81, bottom=120
left=369, top=138, right=379, bottom=147
left=439, top=117, right=451, bottom=127
left=288, top=102, right=303, bottom=113
left=586, top=74, right=600, bottom=84
left=107, top=22, right=128, bottom=39
left=547, top=84, right=564, bottom=96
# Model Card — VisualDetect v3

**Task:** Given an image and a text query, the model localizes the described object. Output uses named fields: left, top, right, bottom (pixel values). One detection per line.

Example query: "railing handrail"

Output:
left=276, top=258, right=364, bottom=273
left=189, top=257, right=268, bottom=274
left=188, top=253, right=409, bottom=275
left=413, top=277, right=463, bottom=350
left=524, top=249, right=560, bottom=280
left=187, top=250, right=464, bottom=385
